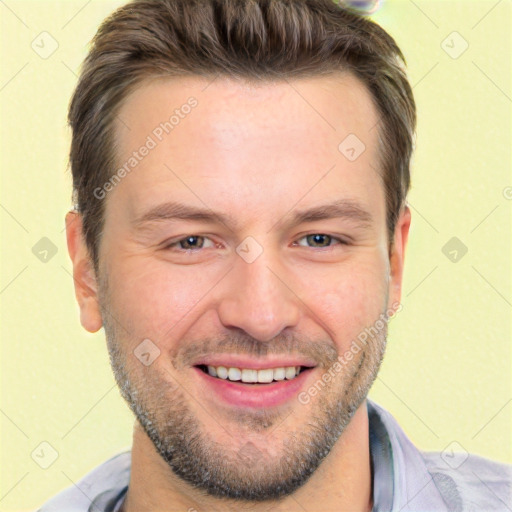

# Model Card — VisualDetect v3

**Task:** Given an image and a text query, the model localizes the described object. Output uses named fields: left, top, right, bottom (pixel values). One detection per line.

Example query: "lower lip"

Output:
left=193, top=367, right=315, bottom=409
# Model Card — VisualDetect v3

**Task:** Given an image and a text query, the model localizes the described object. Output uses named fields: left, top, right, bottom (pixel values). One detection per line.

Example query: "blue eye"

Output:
left=164, top=233, right=345, bottom=253
left=165, top=235, right=215, bottom=251
left=295, top=234, right=344, bottom=248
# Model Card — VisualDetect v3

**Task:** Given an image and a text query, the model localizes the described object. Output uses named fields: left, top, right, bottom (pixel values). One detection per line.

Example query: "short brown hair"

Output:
left=69, top=0, right=416, bottom=270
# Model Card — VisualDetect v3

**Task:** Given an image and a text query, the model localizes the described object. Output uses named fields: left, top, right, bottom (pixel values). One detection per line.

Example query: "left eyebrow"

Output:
left=131, top=198, right=373, bottom=232
left=275, top=199, right=373, bottom=232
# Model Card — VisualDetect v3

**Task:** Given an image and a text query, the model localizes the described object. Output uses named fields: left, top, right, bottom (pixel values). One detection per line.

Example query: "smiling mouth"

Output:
left=195, top=364, right=314, bottom=385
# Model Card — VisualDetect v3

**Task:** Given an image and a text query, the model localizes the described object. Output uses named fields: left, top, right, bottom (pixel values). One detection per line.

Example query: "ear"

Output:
left=387, top=205, right=411, bottom=311
left=65, top=211, right=103, bottom=333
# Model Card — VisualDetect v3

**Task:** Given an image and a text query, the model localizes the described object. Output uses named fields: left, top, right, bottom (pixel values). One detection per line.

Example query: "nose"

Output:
left=217, top=250, right=301, bottom=342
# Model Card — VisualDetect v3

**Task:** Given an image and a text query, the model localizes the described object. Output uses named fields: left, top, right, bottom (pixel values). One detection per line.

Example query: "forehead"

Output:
left=115, top=72, right=379, bottom=151
left=109, top=73, right=384, bottom=229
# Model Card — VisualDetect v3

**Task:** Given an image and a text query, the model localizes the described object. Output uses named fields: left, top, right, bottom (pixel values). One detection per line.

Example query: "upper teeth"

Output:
left=207, top=365, right=301, bottom=383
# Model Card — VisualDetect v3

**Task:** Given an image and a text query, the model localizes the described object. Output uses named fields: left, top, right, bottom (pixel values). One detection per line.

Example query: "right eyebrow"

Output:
left=132, top=201, right=236, bottom=229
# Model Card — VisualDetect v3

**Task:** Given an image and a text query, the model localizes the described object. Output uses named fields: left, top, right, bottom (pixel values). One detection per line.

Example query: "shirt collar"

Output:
left=367, top=399, right=450, bottom=511
left=368, top=399, right=395, bottom=511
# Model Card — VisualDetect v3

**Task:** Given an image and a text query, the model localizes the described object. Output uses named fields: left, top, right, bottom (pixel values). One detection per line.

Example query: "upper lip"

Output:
left=193, top=355, right=317, bottom=371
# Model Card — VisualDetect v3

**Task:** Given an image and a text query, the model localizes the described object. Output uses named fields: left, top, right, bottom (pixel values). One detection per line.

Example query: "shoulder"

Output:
left=422, top=449, right=512, bottom=511
left=37, top=450, right=131, bottom=512
left=367, top=400, right=511, bottom=511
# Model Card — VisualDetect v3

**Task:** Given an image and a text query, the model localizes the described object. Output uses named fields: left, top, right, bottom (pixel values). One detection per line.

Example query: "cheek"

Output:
left=305, top=257, right=389, bottom=350
left=104, top=258, right=219, bottom=342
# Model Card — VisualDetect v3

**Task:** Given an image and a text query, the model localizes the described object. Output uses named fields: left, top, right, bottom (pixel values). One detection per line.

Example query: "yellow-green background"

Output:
left=1, top=1, right=511, bottom=510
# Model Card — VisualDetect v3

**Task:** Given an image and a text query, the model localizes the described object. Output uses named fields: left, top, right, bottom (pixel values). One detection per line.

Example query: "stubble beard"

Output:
left=100, top=289, right=387, bottom=503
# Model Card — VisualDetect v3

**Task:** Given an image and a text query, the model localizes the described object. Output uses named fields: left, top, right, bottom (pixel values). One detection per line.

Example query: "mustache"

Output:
left=176, top=332, right=339, bottom=370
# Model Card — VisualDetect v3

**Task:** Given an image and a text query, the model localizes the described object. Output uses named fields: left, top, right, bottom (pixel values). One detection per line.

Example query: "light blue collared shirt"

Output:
left=38, top=400, right=512, bottom=511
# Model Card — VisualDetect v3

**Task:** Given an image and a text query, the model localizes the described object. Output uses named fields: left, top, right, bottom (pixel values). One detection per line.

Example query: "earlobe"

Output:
left=65, top=211, right=103, bottom=333
left=388, top=205, right=411, bottom=310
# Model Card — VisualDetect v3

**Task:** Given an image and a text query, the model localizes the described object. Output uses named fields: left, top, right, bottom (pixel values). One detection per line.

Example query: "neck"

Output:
left=121, top=400, right=372, bottom=512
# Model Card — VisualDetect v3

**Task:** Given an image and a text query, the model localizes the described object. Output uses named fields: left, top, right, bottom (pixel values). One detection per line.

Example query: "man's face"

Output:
left=72, top=73, right=409, bottom=501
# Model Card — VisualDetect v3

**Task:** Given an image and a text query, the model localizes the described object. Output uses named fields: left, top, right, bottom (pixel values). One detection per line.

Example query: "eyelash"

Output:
left=163, top=234, right=347, bottom=252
